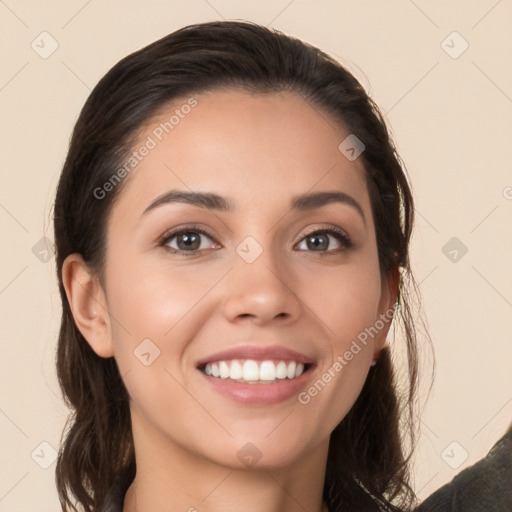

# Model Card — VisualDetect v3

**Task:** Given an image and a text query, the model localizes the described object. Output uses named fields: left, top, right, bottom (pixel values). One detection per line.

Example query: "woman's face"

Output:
left=94, top=89, right=396, bottom=470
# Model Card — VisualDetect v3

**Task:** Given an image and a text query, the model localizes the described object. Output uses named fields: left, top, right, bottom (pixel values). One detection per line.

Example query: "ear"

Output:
left=61, top=253, right=114, bottom=358
left=373, top=254, right=400, bottom=361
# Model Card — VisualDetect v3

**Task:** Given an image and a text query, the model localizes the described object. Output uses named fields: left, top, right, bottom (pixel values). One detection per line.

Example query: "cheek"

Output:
left=296, top=266, right=381, bottom=433
left=106, top=253, right=219, bottom=340
left=297, top=255, right=381, bottom=412
left=304, top=256, right=383, bottom=346
left=105, top=253, right=230, bottom=386
left=105, top=257, right=217, bottom=434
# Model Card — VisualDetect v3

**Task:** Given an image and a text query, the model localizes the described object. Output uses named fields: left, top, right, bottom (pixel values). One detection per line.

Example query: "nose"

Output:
left=222, top=245, right=302, bottom=326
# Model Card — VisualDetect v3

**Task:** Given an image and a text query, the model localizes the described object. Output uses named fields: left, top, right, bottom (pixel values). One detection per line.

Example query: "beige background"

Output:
left=1, top=1, right=511, bottom=510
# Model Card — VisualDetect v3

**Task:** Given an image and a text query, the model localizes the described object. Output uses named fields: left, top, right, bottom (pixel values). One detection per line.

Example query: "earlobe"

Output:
left=61, top=253, right=114, bottom=358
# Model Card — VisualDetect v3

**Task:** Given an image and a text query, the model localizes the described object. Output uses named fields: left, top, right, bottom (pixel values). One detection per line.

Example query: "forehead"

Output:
left=110, top=89, right=370, bottom=222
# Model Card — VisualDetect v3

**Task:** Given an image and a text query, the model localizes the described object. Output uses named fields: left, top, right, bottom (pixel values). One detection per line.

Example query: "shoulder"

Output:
left=414, top=425, right=512, bottom=512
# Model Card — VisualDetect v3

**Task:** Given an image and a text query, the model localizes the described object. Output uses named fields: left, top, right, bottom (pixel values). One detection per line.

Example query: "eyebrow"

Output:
left=141, top=189, right=366, bottom=224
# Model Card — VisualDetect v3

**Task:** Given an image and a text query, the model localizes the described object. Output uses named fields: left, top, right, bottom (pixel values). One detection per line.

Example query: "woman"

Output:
left=54, top=20, right=429, bottom=512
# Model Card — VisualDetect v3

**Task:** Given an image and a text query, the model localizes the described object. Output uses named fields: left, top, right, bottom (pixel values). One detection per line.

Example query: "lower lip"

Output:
left=198, top=367, right=314, bottom=405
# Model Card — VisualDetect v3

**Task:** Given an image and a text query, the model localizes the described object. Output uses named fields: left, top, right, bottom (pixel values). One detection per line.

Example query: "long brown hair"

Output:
left=53, top=20, right=428, bottom=512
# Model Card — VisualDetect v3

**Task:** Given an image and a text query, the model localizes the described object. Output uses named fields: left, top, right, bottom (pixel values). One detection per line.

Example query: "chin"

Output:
left=197, top=432, right=321, bottom=472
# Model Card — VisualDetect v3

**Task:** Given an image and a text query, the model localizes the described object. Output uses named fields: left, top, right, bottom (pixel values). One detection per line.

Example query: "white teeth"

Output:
left=276, top=361, right=288, bottom=379
left=242, top=360, right=260, bottom=381
left=286, top=361, right=296, bottom=379
left=259, top=361, right=276, bottom=381
left=229, top=361, right=243, bottom=380
left=202, top=359, right=308, bottom=382
left=219, top=361, right=230, bottom=379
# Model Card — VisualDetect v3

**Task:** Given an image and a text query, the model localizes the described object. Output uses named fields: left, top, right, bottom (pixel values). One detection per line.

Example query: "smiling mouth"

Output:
left=198, top=359, right=313, bottom=384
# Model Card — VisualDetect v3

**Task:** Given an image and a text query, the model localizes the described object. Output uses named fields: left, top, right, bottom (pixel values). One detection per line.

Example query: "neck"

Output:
left=126, top=475, right=330, bottom=512
left=123, top=411, right=329, bottom=512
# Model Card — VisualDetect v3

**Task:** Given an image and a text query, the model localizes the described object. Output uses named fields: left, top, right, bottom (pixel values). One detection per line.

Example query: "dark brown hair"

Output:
left=53, top=20, right=428, bottom=512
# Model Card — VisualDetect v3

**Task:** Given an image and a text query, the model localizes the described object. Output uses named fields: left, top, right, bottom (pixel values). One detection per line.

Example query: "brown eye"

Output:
left=160, top=227, right=219, bottom=255
left=173, top=231, right=203, bottom=251
left=296, top=228, right=352, bottom=253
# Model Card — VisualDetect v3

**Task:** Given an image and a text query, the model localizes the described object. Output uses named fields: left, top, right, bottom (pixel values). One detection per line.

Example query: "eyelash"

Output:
left=158, top=224, right=353, bottom=257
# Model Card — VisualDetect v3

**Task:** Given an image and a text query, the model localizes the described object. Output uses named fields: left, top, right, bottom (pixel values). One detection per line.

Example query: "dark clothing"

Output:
left=99, top=428, right=511, bottom=512
left=415, top=427, right=511, bottom=512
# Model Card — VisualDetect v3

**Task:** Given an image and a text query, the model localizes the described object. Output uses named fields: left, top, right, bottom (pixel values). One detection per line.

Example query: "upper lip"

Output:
left=196, top=344, right=315, bottom=367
